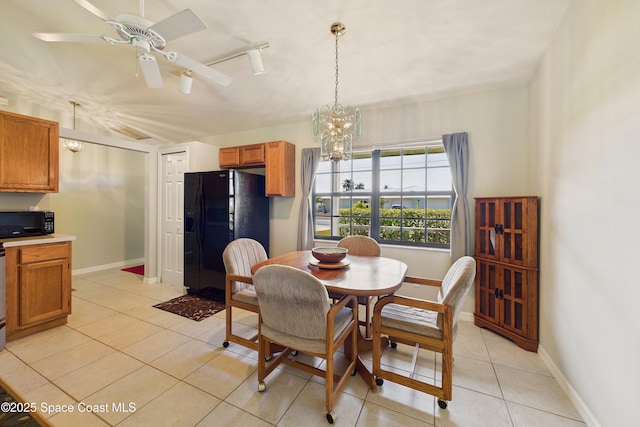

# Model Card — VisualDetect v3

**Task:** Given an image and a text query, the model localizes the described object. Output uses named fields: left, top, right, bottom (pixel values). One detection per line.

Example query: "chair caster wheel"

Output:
left=258, top=381, right=266, bottom=392
left=222, top=341, right=229, bottom=348
left=390, top=341, right=397, bottom=349
left=375, top=378, right=384, bottom=386
left=326, top=410, right=336, bottom=424
left=437, top=399, right=448, bottom=409
left=265, top=353, right=272, bottom=362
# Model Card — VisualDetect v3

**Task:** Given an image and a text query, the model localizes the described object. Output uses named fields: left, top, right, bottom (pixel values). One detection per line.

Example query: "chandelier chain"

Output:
left=334, top=32, right=339, bottom=107
left=69, top=101, right=81, bottom=130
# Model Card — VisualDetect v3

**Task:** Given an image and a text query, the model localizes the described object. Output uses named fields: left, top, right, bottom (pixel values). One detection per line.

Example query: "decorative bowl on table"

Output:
left=311, top=247, right=348, bottom=264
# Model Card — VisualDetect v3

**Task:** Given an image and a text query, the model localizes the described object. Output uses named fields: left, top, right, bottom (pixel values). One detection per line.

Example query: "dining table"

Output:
left=251, top=250, right=408, bottom=389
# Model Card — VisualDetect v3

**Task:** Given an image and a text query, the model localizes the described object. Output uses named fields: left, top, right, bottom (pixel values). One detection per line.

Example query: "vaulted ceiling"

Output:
left=0, top=0, right=570, bottom=145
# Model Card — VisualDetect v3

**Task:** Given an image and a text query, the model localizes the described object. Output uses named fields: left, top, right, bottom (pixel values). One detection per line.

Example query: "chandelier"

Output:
left=312, top=22, right=361, bottom=162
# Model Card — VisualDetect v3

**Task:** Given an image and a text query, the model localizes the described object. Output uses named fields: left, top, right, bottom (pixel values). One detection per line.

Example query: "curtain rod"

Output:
left=359, top=136, right=443, bottom=151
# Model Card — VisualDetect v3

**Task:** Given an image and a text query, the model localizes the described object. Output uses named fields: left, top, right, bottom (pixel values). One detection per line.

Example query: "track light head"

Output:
left=247, top=49, right=265, bottom=75
left=179, top=70, right=193, bottom=94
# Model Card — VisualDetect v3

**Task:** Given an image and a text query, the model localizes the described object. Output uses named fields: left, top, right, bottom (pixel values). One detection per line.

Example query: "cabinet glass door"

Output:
left=501, top=266, right=526, bottom=334
left=476, top=260, right=499, bottom=323
left=476, top=200, right=499, bottom=261
left=501, top=198, right=528, bottom=266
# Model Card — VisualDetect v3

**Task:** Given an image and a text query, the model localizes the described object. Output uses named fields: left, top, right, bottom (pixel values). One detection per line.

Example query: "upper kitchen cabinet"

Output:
left=219, top=143, right=265, bottom=168
left=265, top=141, right=295, bottom=197
left=0, top=110, right=59, bottom=193
left=219, top=141, right=295, bottom=197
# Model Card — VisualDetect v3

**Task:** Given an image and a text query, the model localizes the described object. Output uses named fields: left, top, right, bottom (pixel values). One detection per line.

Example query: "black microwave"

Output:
left=0, top=211, right=55, bottom=239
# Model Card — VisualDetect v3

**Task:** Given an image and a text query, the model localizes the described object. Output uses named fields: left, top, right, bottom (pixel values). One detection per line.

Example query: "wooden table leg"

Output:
left=344, top=326, right=389, bottom=389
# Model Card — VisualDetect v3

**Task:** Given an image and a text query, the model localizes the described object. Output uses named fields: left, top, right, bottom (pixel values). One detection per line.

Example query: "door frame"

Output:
left=59, top=127, right=159, bottom=283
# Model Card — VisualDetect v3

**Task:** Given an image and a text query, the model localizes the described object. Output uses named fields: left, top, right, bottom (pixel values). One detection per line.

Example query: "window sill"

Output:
left=313, top=239, right=450, bottom=254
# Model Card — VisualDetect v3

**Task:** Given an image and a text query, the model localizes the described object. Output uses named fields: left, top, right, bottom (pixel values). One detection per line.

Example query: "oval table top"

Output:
left=251, top=250, right=408, bottom=297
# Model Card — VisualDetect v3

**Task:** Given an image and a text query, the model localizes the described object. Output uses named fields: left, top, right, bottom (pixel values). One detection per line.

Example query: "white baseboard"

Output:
left=463, top=314, right=599, bottom=426
left=72, top=258, right=144, bottom=276
left=538, top=345, right=601, bottom=427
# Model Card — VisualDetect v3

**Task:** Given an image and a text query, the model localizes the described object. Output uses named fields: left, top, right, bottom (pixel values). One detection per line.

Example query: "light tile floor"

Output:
left=0, top=267, right=586, bottom=426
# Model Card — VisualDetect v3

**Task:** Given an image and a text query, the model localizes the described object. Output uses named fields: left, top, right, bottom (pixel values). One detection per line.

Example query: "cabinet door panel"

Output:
left=476, top=260, right=500, bottom=323
left=0, top=111, right=59, bottom=192
left=501, top=266, right=527, bottom=334
left=20, top=243, right=69, bottom=263
left=501, top=198, right=535, bottom=266
left=475, top=200, right=499, bottom=261
left=19, top=259, right=70, bottom=326
left=219, top=147, right=240, bottom=168
left=240, top=144, right=265, bottom=165
left=265, top=141, right=295, bottom=197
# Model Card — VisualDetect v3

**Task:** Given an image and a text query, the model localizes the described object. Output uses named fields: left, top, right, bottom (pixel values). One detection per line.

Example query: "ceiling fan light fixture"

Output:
left=63, top=139, right=83, bottom=153
left=179, top=70, right=193, bottom=95
left=63, top=101, right=83, bottom=153
left=247, top=49, right=265, bottom=75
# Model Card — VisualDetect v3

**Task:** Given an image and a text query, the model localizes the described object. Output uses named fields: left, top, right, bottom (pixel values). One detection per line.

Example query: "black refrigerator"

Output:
left=184, top=170, right=269, bottom=300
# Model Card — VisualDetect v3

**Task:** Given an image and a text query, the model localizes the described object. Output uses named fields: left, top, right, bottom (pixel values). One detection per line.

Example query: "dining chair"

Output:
left=331, top=235, right=381, bottom=337
left=222, top=238, right=268, bottom=351
left=371, top=256, right=476, bottom=409
left=253, top=264, right=358, bottom=424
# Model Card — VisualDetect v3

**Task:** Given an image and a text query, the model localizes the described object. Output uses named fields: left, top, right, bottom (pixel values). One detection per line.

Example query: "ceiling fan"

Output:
left=32, top=0, right=231, bottom=89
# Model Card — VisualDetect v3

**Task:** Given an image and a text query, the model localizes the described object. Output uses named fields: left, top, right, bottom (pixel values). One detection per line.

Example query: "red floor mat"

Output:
left=121, top=264, right=144, bottom=275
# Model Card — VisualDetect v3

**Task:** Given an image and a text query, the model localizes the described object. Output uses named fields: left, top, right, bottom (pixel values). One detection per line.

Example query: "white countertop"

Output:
left=0, top=234, right=76, bottom=247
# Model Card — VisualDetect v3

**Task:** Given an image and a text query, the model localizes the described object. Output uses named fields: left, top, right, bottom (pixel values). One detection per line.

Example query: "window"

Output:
left=313, top=143, right=454, bottom=248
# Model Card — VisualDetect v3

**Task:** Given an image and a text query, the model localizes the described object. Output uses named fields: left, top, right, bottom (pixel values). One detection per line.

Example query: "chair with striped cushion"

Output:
left=372, top=256, right=476, bottom=409
left=222, top=238, right=268, bottom=351
left=253, top=264, right=358, bottom=424
left=329, top=235, right=381, bottom=337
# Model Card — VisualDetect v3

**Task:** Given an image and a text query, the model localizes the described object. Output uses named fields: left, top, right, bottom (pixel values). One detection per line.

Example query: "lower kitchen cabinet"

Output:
left=5, top=241, right=72, bottom=340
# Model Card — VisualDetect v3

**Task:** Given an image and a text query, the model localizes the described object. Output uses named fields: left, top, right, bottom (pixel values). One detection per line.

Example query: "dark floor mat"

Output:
left=153, top=295, right=225, bottom=321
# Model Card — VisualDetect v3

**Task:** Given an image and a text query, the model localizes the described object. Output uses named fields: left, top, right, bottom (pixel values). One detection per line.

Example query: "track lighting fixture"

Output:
left=205, top=42, right=269, bottom=75
left=247, top=49, right=265, bottom=75
left=179, top=70, right=193, bottom=95
left=176, top=43, right=269, bottom=93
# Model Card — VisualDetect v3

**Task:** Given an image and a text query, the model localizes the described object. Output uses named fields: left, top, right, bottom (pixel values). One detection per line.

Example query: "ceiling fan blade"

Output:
left=138, top=54, right=164, bottom=88
left=169, top=53, right=232, bottom=87
left=73, top=0, right=115, bottom=21
left=32, top=32, right=105, bottom=43
left=148, top=9, right=207, bottom=43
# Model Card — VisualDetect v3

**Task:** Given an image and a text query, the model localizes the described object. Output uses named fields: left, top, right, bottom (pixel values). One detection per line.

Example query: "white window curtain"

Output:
left=297, top=147, right=321, bottom=250
left=443, top=132, right=472, bottom=261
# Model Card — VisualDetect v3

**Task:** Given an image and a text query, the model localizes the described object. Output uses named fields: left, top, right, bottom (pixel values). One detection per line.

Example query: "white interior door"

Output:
left=161, top=151, right=187, bottom=286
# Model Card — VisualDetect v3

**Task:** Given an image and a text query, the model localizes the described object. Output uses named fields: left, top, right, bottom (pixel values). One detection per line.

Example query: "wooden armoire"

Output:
left=473, top=196, right=539, bottom=352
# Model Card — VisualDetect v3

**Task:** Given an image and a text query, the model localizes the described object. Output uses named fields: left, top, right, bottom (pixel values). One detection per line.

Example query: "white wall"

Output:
left=49, top=143, right=146, bottom=270
left=528, top=1, right=640, bottom=425
left=203, top=86, right=531, bottom=313
left=0, top=101, right=150, bottom=273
